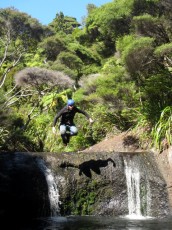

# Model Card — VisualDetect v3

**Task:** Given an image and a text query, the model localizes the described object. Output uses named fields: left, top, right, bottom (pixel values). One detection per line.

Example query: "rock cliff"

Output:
left=0, top=150, right=170, bottom=222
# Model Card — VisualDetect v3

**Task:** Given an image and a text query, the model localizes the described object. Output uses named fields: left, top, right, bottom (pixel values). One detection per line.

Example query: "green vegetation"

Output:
left=62, top=180, right=98, bottom=215
left=1, top=0, right=172, bottom=153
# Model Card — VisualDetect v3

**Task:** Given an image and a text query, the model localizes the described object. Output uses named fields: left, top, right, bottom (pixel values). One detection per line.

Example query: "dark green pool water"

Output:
left=15, top=215, right=172, bottom=230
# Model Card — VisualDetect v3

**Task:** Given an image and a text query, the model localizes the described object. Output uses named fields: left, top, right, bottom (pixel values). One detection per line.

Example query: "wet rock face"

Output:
left=0, top=152, right=51, bottom=222
left=0, top=151, right=171, bottom=220
left=45, top=152, right=171, bottom=217
left=54, top=154, right=128, bottom=216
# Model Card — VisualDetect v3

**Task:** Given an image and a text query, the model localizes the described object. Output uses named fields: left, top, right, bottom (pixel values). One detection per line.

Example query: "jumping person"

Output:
left=52, top=99, right=94, bottom=146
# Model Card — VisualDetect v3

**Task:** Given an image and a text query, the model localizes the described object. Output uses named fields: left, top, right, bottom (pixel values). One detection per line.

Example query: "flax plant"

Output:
left=152, top=106, right=172, bottom=151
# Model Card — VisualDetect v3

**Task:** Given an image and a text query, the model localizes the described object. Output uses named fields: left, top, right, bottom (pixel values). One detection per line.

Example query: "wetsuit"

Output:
left=53, top=105, right=91, bottom=145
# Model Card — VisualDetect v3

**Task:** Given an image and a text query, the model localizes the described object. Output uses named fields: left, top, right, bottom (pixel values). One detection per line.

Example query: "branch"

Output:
left=0, top=51, right=24, bottom=88
left=2, top=87, right=39, bottom=108
left=164, top=55, right=172, bottom=66
left=0, top=26, right=11, bottom=67
left=21, top=106, right=39, bottom=131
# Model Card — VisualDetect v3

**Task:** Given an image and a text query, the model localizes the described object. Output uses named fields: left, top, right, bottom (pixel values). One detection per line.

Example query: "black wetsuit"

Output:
left=53, top=105, right=90, bottom=126
left=53, top=105, right=91, bottom=145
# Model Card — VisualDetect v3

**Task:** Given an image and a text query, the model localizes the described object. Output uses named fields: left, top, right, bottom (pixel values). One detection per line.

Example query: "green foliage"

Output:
left=0, top=127, right=9, bottom=148
left=0, top=8, right=44, bottom=48
left=132, top=14, right=169, bottom=45
left=0, top=8, right=45, bottom=88
left=64, top=180, right=98, bottom=215
left=0, top=109, right=38, bottom=151
left=86, top=104, right=119, bottom=141
left=116, top=35, right=136, bottom=54
left=24, top=113, right=53, bottom=151
left=41, top=89, right=73, bottom=110
left=65, top=131, right=94, bottom=152
left=132, top=14, right=158, bottom=31
left=81, top=68, right=138, bottom=111
left=86, top=0, right=134, bottom=27
left=141, top=72, right=172, bottom=123
left=50, top=12, right=80, bottom=34
left=152, top=106, right=172, bottom=151
left=117, top=35, right=155, bottom=65
left=154, top=42, right=172, bottom=57
left=72, top=28, right=88, bottom=44
left=73, top=189, right=97, bottom=215
left=132, top=0, right=161, bottom=16
left=2, top=0, right=172, bottom=153
left=24, top=49, right=45, bottom=67
left=57, top=51, right=83, bottom=76
left=119, top=36, right=155, bottom=80
left=39, top=35, right=67, bottom=61
left=101, top=56, right=123, bottom=74
left=68, top=43, right=100, bottom=64
left=122, top=36, right=154, bottom=62
left=82, top=0, right=135, bottom=57
left=49, top=60, right=76, bottom=78
left=86, top=0, right=134, bottom=38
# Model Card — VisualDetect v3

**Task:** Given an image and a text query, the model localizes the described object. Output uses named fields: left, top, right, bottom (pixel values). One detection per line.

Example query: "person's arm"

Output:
left=76, top=107, right=94, bottom=123
left=52, top=107, right=66, bottom=134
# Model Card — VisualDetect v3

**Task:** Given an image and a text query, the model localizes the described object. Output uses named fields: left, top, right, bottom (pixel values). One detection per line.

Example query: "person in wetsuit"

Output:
left=52, top=99, right=94, bottom=145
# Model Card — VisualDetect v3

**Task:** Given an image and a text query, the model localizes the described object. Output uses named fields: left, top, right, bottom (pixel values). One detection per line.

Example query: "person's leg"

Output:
left=60, top=125, right=66, bottom=135
left=66, top=133, right=70, bottom=144
left=59, top=125, right=68, bottom=145
left=70, top=126, right=78, bottom=136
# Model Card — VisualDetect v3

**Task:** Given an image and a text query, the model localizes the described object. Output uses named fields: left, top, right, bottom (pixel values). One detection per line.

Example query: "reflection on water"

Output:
left=16, top=215, right=172, bottom=230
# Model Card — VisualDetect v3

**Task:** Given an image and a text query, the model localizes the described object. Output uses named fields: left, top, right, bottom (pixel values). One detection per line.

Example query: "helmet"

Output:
left=67, top=99, right=75, bottom=106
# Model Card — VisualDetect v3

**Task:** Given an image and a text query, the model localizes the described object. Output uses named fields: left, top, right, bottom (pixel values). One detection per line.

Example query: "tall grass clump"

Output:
left=152, top=106, right=172, bottom=151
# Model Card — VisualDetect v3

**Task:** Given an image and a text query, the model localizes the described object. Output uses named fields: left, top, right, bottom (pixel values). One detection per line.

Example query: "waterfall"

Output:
left=124, top=156, right=151, bottom=218
left=37, top=158, right=60, bottom=216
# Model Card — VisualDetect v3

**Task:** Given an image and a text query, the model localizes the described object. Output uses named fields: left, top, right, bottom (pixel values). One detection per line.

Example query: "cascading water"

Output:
left=124, top=158, right=141, bottom=217
left=37, top=158, right=60, bottom=216
left=124, top=155, right=152, bottom=218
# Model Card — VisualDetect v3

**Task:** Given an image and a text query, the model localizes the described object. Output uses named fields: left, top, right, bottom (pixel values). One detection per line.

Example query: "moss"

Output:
left=61, top=179, right=99, bottom=215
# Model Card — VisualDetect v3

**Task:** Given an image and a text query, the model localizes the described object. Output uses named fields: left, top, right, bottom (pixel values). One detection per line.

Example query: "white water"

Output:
left=37, top=159, right=60, bottom=216
left=124, top=157, right=142, bottom=217
left=124, top=156, right=152, bottom=219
